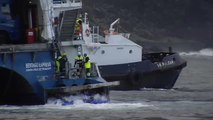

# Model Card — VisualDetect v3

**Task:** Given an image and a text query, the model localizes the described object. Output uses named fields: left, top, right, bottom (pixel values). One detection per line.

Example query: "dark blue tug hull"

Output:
left=99, top=52, right=187, bottom=90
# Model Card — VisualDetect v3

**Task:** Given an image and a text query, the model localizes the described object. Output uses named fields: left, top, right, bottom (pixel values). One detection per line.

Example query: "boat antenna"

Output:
left=109, top=18, right=120, bottom=34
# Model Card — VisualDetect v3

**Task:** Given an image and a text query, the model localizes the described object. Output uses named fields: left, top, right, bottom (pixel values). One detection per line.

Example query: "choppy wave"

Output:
left=45, top=95, right=151, bottom=110
left=47, top=94, right=109, bottom=105
left=44, top=102, right=151, bottom=110
left=0, top=102, right=151, bottom=111
left=180, top=48, right=213, bottom=57
left=0, top=95, right=152, bottom=110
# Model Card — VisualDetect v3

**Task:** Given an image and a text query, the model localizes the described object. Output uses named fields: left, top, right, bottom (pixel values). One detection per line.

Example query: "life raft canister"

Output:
left=85, top=29, right=90, bottom=37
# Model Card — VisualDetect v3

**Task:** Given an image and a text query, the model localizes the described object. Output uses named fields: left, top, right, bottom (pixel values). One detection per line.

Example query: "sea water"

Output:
left=0, top=48, right=213, bottom=120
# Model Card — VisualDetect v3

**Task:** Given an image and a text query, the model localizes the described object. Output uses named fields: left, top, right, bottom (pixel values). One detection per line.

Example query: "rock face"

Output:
left=83, top=0, right=213, bottom=51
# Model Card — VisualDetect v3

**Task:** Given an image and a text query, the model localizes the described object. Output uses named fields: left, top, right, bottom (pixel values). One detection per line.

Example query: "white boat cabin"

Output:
left=61, top=13, right=143, bottom=66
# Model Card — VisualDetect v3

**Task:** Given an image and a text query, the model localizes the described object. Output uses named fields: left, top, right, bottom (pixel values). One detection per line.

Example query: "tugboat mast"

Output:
left=109, top=18, right=120, bottom=35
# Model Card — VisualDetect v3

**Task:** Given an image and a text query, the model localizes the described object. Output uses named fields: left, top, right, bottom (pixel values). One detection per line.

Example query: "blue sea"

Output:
left=0, top=48, right=213, bottom=120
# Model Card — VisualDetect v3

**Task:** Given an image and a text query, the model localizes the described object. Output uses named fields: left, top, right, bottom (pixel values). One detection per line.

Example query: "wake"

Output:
left=0, top=94, right=152, bottom=110
left=0, top=102, right=151, bottom=111
left=44, top=95, right=152, bottom=110
left=179, top=48, right=213, bottom=57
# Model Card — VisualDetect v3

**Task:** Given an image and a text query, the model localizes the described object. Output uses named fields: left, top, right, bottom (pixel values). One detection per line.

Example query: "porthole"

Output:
left=101, top=50, right=105, bottom=54
left=129, top=50, right=133, bottom=54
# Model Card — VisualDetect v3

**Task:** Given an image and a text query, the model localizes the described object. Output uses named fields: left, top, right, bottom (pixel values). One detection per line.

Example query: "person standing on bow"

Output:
left=56, top=52, right=68, bottom=78
left=84, top=53, right=91, bottom=78
left=74, top=52, right=84, bottom=76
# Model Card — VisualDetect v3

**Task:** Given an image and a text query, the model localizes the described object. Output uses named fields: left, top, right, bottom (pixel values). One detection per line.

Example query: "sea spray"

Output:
left=47, top=94, right=109, bottom=106
left=180, top=48, right=213, bottom=57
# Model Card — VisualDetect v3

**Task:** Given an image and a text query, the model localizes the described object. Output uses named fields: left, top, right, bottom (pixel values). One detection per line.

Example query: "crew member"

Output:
left=84, top=53, right=91, bottom=77
left=83, top=53, right=89, bottom=61
left=74, top=52, right=84, bottom=76
left=56, top=56, right=61, bottom=73
left=77, top=18, right=82, bottom=32
left=56, top=53, right=68, bottom=78
left=74, top=18, right=82, bottom=39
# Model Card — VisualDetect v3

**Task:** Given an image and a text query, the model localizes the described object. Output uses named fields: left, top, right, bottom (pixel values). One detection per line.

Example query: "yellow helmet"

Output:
left=62, top=52, right=67, bottom=56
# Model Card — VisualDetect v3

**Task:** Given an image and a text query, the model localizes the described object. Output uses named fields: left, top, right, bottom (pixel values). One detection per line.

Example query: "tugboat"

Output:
left=0, top=0, right=119, bottom=105
left=59, top=10, right=187, bottom=90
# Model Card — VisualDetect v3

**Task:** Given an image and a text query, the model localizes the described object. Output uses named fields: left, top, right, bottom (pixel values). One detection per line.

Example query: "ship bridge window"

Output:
left=129, top=50, right=133, bottom=54
left=53, top=0, right=67, bottom=4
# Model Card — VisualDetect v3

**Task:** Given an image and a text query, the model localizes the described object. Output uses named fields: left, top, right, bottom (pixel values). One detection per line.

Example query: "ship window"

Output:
left=1, top=3, right=11, bottom=20
left=53, top=0, right=67, bottom=4
left=173, top=58, right=176, bottom=61
left=129, top=50, right=133, bottom=54
left=101, top=50, right=105, bottom=54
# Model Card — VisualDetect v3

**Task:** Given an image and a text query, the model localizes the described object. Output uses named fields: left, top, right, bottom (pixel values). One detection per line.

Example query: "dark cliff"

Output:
left=82, top=0, right=213, bottom=52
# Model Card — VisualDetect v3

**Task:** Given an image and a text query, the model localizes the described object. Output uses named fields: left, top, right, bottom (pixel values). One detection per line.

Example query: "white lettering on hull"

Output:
left=155, top=60, right=174, bottom=68
left=25, top=62, right=52, bottom=72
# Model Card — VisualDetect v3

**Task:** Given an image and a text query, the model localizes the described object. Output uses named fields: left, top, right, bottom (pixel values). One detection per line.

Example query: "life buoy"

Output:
left=85, top=29, right=90, bottom=37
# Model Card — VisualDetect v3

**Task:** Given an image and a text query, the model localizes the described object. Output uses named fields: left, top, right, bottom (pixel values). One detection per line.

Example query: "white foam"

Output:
left=140, top=88, right=168, bottom=91
left=43, top=102, right=152, bottom=110
left=0, top=102, right=152, bottom=111
left=44, top=95, right=152, bottom=110
left=180, top=48, right=213, bottom=57
left=0, top=95, right=152, bottom=110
